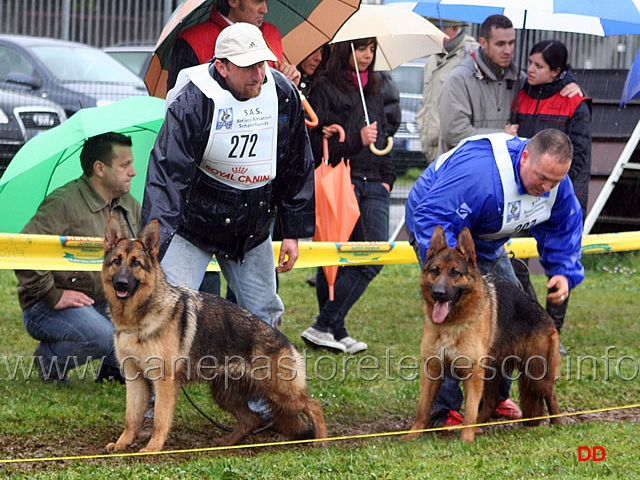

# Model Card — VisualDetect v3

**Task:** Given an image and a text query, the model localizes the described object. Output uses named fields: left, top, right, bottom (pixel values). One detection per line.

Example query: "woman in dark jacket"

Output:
left=509, top=39, right=592, bottom=337
left=301, top=37, right=396, bottom=354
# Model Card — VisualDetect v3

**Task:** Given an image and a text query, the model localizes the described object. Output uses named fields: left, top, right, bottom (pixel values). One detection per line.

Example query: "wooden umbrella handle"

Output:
left=300, top=92, right=318, bottom=128
left=369, top=136, right=393, bottom=156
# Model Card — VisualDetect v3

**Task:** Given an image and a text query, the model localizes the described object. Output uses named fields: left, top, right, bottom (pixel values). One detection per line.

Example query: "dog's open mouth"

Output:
left=431, top=289, right=463, bottom=324
left=432, top=301, right=451, bottom=324
left=115, top=290, right=130, bottom=299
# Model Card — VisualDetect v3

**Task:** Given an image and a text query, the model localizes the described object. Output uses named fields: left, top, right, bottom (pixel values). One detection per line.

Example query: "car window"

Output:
left=0, top=46, right=34, bottom=80
left=31, top=45, right=143, bottom=83
left=391, top=65, right=424, bottom=96
left=106, top=51, right=152, bottom=77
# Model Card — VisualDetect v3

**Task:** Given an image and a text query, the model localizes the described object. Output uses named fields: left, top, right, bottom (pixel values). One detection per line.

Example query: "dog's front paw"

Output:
left=138, top=446, right=161, bottom=453
left=401, top=432, right=422, bottom=441
left=105, top=441, right=128, bottom=453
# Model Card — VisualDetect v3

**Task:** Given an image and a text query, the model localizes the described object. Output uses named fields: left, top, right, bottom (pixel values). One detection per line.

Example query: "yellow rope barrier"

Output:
left=0, top=403, right=638, bottom=465
left=1, top=231, right=639, bottom=271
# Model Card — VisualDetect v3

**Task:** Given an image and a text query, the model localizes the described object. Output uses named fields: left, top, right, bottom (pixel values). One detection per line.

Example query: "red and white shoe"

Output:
left=444, top=409, right=464, bottom=426
left=493, top=398, right=523, bottom=419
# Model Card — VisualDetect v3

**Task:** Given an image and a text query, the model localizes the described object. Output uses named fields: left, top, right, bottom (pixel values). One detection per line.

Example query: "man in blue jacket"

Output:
left=405, top=129, right=584, bottom=428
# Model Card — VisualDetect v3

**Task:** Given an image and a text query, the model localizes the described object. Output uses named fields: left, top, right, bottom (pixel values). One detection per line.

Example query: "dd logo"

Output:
left=577, top=446, right=606, bottom=462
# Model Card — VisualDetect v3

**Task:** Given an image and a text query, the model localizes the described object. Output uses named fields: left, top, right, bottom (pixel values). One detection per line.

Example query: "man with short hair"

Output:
left=406, top=129, right=584, bottom=427
left=16, top=132, right=140, bottom=384
left=143, top=22, right=315, bottom=330
left=438, top=15, right=522, bottom=155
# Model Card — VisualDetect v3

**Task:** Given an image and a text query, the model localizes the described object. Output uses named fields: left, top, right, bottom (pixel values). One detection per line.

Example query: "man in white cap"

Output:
left=143, top=22, right=315, bottom=331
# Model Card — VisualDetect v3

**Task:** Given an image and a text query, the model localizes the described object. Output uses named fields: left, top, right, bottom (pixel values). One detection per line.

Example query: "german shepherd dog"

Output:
left=404, top=226, right=562, bottom=443
left=102, top=217, right=327, bottom=453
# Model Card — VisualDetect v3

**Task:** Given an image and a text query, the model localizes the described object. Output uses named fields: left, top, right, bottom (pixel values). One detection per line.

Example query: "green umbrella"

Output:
left=0, top=95, right=165, bottom=233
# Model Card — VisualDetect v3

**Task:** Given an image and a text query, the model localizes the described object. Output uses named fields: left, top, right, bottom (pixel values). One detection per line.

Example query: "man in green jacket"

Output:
left=15, top=132, right=140, bottom=384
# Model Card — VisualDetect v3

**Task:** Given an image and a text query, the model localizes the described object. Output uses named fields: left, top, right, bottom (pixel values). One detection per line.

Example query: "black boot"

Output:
left=95, top=364, right=125, bottom=384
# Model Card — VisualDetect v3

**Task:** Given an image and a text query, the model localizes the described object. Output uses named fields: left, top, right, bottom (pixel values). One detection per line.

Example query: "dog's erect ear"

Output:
left=104, top=216, right=124, bottom=252
left=456, top=227, right=477, bottom=265
left=138, top=220, right=160, bottom=257
left=427, top=225, right=448, bottom=258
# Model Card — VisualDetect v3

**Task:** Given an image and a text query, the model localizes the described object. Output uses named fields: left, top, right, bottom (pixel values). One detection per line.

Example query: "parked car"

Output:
left=0, top=34, right=148, bottom=117
left=103, top=44, right=154, bottom=80
left=0, top=87, right=66, bottom=177
left=390, top=58, right=427, bottom=175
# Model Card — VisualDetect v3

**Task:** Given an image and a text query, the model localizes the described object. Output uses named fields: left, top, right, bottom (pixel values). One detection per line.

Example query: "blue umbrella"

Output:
left=621, top=47, right=640, bottom=107
left=0, top=96, right=165, bottom=233
left=385, top=1, right=640, bottom=36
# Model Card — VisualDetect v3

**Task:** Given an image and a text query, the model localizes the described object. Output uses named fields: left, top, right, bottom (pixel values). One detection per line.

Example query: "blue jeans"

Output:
left=161, top=234, right=283, bottom=328
left=23, top=300, right=118, bottom=378
left=409, top=235, right=518, bottom=418
left=312, top=179, right=389, bottom=340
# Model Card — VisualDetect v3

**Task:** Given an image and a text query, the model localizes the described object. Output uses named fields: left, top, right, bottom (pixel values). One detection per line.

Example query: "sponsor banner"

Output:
left=0, top=232, right=639, bottom=271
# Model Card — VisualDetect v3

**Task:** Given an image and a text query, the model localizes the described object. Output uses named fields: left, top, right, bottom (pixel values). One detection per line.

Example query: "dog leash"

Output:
left=180, top=387, right=274, bottom=435
left=180, top=386, right=232, bottom=433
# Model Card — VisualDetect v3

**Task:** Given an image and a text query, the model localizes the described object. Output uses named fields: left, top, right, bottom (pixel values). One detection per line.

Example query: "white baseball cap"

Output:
left=215, top=22, right=277, bottom=67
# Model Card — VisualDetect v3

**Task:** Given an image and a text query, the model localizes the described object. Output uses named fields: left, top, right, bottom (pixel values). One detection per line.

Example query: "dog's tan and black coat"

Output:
left=404, top=226, right=562, bottom=442
left=102, top=217, right=327, bottom=453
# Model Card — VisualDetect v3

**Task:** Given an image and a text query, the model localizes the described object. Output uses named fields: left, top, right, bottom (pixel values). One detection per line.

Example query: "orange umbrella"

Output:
left=144, top=0, right=361, bottom=98
left=313, top=124, right=360, bottom=301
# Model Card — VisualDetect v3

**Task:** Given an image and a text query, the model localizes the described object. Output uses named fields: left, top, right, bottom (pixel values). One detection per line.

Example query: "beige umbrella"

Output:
left=331, top=4, right=447, bottom=71
left=330, top=4, right=447, bottom=154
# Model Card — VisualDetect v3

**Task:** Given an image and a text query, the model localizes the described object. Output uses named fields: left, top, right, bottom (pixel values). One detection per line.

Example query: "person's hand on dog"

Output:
left=276, top=238, right=299, bottom=273
left=546, top=275, right=569, bottom=305
left=55, top=290, right=95, bottom=309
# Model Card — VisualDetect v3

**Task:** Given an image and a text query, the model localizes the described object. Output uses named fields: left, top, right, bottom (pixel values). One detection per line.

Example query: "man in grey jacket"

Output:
left=438, top=14, right=523, bottom=155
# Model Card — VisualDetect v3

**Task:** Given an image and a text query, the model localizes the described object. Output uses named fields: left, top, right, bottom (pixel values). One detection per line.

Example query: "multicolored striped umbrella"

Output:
left=144, top=0, right=361, bottom=98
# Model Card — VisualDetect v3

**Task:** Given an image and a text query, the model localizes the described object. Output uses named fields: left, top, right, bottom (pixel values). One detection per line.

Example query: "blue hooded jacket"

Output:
left=405, top=135, right=584, bottom=289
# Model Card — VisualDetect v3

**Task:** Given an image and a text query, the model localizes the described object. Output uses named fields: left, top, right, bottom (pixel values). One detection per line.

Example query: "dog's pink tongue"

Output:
left=432, top=302, right=450, bottom=324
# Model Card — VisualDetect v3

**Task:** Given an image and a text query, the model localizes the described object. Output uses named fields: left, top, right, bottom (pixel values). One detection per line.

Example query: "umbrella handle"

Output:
left=322, top=124, right=346, bottom=161
left=369, top=137, right=393, bottom=156
left=300, top=92, right=318, bottom=128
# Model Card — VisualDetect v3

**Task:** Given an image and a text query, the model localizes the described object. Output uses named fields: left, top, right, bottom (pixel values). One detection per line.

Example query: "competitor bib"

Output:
left=182, top=64, right=278, bottom=190
left=436, top=133, right=558, bottom=240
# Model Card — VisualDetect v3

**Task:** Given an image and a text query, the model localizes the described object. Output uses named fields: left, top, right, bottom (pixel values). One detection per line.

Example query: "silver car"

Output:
left=0, top=34, right=148, bottom=117
left=0, top=87, right=66, bottom=176
left=390, top=58, right=426, bottom=175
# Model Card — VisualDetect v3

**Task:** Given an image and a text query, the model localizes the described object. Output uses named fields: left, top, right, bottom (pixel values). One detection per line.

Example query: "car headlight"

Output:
left=0, top=108, right=9, bottom=124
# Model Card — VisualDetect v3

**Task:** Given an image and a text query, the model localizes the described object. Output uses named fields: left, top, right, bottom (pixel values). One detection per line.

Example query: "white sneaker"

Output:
left=301, top=327, right=346, bottom=352
left=338, top=336, right=368, bottom=354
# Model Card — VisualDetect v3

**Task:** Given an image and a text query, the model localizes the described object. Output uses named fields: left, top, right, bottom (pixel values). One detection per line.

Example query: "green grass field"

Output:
left=0, top=251, right=639, bottom=478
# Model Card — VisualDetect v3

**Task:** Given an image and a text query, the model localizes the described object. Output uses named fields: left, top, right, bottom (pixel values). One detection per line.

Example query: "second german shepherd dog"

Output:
left=404, top=226, right=562, bottom=443
left=102, top=217, right=327, bottom=453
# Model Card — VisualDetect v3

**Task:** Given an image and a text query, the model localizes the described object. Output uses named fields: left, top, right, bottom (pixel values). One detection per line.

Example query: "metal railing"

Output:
left=0, top=0, right=177, bottom=48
